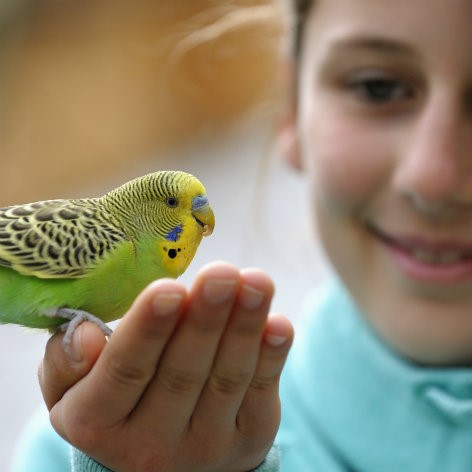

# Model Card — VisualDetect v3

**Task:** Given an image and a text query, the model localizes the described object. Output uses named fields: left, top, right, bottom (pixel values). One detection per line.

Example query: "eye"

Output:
left=166, top=197, right=179, bottom=208
left=348, top=75, right=414, bottom=104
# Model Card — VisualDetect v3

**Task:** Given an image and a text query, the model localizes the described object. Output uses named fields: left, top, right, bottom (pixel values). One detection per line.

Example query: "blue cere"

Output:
left=165, top=225, right=183, bottom=242
left=192, top=195, right=208, bottom=210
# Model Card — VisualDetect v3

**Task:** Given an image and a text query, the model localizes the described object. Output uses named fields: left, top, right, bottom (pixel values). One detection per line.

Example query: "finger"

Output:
left=50, top=279, right=186, bottom=436
left=132, top=261, right=240, bottom=436
left=39, top=322, right=106, bottom=410
left=237, top=314, right=294, bottom=437
left=192, top=268, right=274, bottom=432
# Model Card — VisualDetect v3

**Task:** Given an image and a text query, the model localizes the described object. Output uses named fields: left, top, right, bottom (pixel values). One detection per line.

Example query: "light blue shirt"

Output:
left=10, top=407, right=70, bottom=472
left=278, top=279, right=472, bottom=471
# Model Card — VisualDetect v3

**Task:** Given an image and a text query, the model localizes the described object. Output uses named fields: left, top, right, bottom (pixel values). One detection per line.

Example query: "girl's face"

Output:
left=290, top=0, right=472, bottom=365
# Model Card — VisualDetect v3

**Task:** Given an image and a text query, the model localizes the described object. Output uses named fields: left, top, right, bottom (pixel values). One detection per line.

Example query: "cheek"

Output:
left=300, top=109, right=392, bottom=211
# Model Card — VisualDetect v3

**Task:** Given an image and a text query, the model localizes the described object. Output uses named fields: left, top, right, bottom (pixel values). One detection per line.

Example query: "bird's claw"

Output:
left=43, top=308, right=112, bottom=353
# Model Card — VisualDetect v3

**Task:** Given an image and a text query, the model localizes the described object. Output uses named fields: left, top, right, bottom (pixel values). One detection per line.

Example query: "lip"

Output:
left=366, top=223, right=472, bottom=284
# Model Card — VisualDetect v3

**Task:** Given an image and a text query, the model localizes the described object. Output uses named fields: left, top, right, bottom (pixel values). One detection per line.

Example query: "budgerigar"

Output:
left=0, top=170, right=214, bottom=345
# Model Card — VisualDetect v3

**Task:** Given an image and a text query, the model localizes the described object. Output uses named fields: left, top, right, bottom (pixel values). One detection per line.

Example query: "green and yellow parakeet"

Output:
left=0, top=170, right=214, bottom=344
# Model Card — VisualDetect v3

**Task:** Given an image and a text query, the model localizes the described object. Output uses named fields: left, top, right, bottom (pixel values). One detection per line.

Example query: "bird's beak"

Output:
left=192, top=195, right=215, bottom=237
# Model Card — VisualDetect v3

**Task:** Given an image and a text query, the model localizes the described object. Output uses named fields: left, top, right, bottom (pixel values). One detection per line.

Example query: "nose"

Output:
left=393, top=92, right=472, bottom=212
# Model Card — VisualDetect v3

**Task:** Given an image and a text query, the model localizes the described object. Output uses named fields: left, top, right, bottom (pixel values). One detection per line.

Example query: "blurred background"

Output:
left=0, top=1, right=330, bottom=469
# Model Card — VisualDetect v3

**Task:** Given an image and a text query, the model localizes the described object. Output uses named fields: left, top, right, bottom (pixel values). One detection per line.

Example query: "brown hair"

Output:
left=291, top=0, right=313, bottom=55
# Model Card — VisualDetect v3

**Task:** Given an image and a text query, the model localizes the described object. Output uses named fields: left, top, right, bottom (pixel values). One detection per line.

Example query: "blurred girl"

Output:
left=19, top=0, right=472, bottom=470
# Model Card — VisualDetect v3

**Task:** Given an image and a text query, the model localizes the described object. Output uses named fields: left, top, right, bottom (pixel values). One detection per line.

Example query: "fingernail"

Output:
left=266, top=334, right=288, bottom=347
left=239, top=285, right=265, bottom=310
left=69, top=325, right=84, bottom=362
left=152, top=293, right=184, bottom=316
left=203, top=279, right=237, bottom=304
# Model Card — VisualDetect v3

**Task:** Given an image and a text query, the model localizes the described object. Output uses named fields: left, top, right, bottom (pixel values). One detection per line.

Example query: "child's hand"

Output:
left=38, top=261, right=293, bottom=472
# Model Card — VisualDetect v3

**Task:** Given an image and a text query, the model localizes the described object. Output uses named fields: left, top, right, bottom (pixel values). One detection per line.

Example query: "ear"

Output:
left=278, top=105, right=302, bottom=171
left=276, top=60, right=303, bottom=171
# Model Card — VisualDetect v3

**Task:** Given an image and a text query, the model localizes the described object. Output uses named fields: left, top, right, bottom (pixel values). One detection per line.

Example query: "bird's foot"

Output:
left=43, top=308, right=113, bottom=353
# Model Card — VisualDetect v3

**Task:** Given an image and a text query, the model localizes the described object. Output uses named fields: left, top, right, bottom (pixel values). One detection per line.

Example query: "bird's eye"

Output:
left=166, top=197, right=178, bottom=208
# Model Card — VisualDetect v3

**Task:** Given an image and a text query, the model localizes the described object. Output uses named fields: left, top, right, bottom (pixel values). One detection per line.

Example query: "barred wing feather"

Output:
left=0, top=199, right=127, bottom=279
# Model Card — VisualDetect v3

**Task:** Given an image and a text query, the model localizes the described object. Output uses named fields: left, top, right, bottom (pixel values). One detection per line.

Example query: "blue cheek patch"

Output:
left=165, top=225, right=183, bottom=242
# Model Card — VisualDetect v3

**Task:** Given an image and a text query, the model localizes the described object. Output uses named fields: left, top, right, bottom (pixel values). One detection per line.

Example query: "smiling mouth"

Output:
left=365, top=223, right=472, bottom=265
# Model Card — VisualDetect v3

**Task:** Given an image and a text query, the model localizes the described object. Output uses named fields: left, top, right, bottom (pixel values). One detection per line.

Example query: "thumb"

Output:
left=39, top=322, right=107, bottom=410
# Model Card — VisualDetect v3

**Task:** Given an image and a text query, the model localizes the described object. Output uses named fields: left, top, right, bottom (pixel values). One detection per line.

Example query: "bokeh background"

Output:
left=0, top=1, right=330, bottom=469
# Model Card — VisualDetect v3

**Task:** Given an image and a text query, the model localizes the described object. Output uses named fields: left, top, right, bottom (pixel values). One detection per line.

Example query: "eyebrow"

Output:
left=328, top=35, right=418, bottom=59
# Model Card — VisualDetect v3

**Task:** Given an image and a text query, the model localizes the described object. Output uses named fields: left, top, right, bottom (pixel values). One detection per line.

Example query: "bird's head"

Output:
left=104, top=170, right=215, bottom=241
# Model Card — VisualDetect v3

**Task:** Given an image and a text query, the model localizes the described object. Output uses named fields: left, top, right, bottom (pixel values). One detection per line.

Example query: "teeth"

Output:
left=412, top=249, right=437, bottom=263
left=412, top=249, right=464, bottom=264
left=438, top=252, right=463, bottom=264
